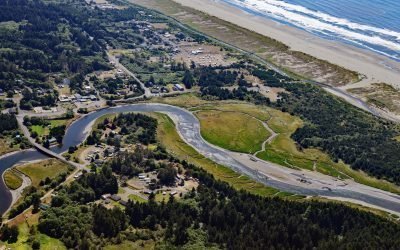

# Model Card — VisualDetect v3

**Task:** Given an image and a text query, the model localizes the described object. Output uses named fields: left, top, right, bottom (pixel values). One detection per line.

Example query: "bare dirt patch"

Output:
left=173, top=42, right=235, bottom=67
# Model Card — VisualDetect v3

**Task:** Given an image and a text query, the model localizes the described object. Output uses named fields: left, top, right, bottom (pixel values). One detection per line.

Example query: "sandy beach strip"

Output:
left=171, top=0, right=400, bottom=88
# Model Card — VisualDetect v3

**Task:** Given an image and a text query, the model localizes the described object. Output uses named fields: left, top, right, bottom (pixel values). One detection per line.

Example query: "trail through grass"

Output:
left=196, top=110, right=270, bottom=154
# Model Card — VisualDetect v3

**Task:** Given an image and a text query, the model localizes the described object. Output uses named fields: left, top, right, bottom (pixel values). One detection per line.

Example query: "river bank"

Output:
left=2, top=103, right=400, bottom=216
left=1, top=167, right=33, bottom=216
left=0, top=150, right=48, bottom=215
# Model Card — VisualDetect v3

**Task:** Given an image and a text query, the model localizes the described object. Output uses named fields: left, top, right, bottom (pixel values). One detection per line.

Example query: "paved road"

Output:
left=142, top=7, right=400, bottom=122
left=59, top=103, right=400, bottom=215
left=107, top=52, right=152, bottom=98
left=3, top=103, right=400, bottom=216
left=16, top=115, right=85, bottom=170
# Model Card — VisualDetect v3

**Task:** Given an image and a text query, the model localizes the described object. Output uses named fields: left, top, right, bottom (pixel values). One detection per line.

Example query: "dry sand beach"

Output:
left=172, top=0, right=400, bottom=88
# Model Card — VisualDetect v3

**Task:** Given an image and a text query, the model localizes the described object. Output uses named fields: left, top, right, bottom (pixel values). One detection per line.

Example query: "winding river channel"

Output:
left=1, top=103, right=400, bottom=215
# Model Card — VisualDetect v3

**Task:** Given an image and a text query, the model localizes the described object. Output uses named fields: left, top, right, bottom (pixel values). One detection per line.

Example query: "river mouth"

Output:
left=1, top=103, right=400, bottom=216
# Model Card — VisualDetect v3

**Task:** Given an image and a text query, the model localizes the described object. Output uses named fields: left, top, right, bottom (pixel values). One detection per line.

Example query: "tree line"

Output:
left=37, top=151, right=400, bottom=249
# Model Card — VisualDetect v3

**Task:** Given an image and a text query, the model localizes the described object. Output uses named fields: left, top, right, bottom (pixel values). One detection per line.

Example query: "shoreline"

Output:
left=2, top=103, right=400, bottom=217
left=1, top=161, right=37, bottom=216
left=170, top=0, right=400, bottom=88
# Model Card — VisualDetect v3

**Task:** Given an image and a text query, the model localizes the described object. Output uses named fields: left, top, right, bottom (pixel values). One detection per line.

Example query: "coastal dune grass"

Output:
left=3, top=169, right=23, bottom=190
left=196, top=110, right=270, bottom=154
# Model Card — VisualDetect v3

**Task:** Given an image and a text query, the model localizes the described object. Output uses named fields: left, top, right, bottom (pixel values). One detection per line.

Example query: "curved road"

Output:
left=1, top=103, right=400, bottom=216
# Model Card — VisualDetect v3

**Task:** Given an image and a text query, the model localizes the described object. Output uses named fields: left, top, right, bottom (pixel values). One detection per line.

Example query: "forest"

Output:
left=185, top=63, right=400, bottom=185
left=251, top=68, right=400, bottom=185
left=19, top=113, right=398, bottom=249
left=0, top=114, right=18, bottom=134
left=36, top=145, right=400, bottom=249
left=0, top=0, right=109, bottom=95
left=2, top=0, right=400, bottom=248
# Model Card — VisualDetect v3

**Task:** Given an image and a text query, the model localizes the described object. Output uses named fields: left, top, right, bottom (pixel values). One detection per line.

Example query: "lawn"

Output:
left=128, top=194, right=147, bottom=203
left=3, top=169, right=23, bottom=190
left=151, top=112, right=279, bottom=197
left=196, top=110, right=270, bottom=154
left=17, top=159, right=70, bottom=187
left=30, top=119, right=70, bottom=137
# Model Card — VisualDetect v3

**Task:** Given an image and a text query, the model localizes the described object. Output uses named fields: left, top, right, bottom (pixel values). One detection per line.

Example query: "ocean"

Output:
left=222, top=0, right=400, bottom=61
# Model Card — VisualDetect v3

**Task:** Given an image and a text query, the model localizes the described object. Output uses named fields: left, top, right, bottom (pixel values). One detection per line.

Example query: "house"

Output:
left=161, top=87, right=169, bottom=93
left=143, top=190, right=153, bottom=195
left=150, top=88, right=160, bottom=94
left=8, top=108, right=17, bottom=114
left=63, top=78, right=71, bottom=85
left=58, top=95, right=71, bottom=102
left=93, top=159, right=104, bottom=166
left=39, top=204, right=50, bottom=211
left=173, top=84, right=184, bottom=91
left=90, top=95, right=97, bottom=101
left=110, top=194, right=121, bottom=201
left=247, top=86, right=260, bottom=92
left=48, top=137, right=57, bottom=144
left=119, top=200, right=128, bottom=206
left=101, top=194, right=111, bottom=200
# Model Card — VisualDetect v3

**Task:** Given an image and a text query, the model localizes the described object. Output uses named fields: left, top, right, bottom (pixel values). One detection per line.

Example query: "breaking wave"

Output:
left=224, top=0, right=400, bottom=61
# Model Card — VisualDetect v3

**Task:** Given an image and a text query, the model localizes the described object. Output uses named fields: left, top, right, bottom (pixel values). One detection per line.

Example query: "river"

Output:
left=1, top=103, right=400, bottom=216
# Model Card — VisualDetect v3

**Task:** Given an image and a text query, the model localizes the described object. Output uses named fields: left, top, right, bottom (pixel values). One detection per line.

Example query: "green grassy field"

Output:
left=151, top=94, right=400, bottom=194
left=3, top=170, right=23, bottom=190
left=128, top=194, right=147, bottom=203
left=196, top=110, right=270, bottom=153
left=152, top=112, right=279, bottom=197
left=30, top=119, right=70, bottom=137
left=17, top=159, right=69, bottom=187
